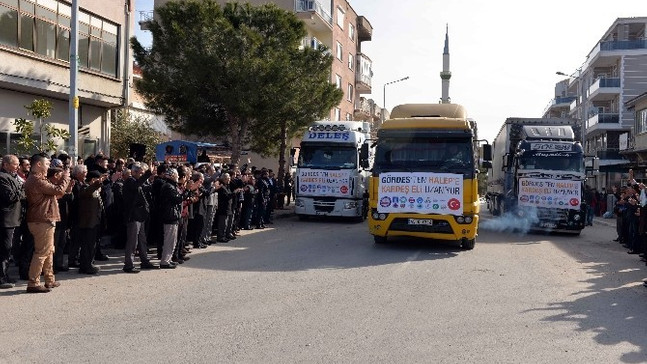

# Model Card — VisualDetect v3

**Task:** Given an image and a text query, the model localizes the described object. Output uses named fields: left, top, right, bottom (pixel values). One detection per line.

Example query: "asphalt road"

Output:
left=2, top=211, right=647, bottom=363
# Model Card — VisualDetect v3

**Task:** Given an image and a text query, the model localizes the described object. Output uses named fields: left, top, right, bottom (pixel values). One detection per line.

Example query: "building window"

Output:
left=336, top=6, right=344, bottom=29
left=347, top=83, right=353, bottom=102
left=335, top=74, right=341, bottom=89
left=0, top=3, right=18, bottom=47
left=334, top=107, right=341, bottom=121
left=346, top=112, right=352, bottom=121
left=0, top=0, right=119, bottom=77
left=637, top=108, right=647, bottom=134
left=349, top=23, right=355, bottom=41
left=348, top=53, right=354, bottom=70
left=336, top=41, right=342, bottom=61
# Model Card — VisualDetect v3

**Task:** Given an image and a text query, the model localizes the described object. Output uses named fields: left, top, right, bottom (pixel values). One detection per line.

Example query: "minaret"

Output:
left=440, top=24, right=451, bottom=104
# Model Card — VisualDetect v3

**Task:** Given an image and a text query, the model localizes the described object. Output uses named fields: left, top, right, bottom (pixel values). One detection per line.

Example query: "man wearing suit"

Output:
left=0, top=155, right=24, bottom=289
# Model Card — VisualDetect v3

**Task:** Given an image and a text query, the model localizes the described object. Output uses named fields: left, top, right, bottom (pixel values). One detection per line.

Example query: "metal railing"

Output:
left=295, top=0, right=332, bottom=24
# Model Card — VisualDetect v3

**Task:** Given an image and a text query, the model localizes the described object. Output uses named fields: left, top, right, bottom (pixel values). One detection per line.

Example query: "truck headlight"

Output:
left=295, top=199, right=304, bottom=207
left=378, top=213, right=386, bottom=220
left=465, top=216, right=473, bottom=223
left=456, top=216, right=465, bottom=223
left=573, top=214, right=581, bottom=221
left=372, top=212, right=380, bottom=220
left=344, top=201, right=358, bottom=209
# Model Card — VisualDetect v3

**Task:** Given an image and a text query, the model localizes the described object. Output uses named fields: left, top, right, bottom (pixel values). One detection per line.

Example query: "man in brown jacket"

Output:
left=24, top=154, right=70, bottom=293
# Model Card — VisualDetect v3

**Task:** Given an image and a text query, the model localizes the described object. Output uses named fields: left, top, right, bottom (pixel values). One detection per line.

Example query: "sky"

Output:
left=133, top=0, right=645, bottom=142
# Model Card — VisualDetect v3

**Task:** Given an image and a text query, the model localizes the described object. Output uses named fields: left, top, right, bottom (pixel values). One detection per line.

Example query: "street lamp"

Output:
left=382, top=76, right=410, bottom=122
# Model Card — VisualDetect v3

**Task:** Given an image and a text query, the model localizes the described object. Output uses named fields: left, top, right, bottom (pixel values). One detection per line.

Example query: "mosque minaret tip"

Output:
left=440, top=24, right=451, bottom=104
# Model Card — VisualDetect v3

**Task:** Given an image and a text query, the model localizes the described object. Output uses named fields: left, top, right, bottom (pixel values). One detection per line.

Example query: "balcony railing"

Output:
left=295, top=0, right=332, bottom=25
left=600, top=39, right=647, bottom=51
left=595, top=148, right=624, bottom=160
left=585, top=112, right=620, bottom=129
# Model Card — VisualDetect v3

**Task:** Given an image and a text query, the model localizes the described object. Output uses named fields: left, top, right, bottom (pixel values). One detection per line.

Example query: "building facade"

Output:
left=546, top=17, right=647, bottom=189
left=0, top=0, right=133, bottom=157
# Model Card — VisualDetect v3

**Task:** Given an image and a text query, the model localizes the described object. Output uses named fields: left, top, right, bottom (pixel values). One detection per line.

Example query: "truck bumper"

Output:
left=368, top=213, right=479, bottom=241
left=295, top=196, right=364, bottom=218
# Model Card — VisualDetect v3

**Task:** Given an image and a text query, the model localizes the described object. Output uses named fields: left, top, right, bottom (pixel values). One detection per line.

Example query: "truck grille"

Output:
left=314, top=197, right=336, bottom=213
left=389, top=218, right=454, bottom=234
left=536, top=208, right=568, bottom=221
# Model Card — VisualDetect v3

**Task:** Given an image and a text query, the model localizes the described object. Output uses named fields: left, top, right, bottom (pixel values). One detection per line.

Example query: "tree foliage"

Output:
left=110, top=109, right=165, bottom=161
left=131, top=0, right=342, bottom=164
left=12, top=99, right=70, bottom=155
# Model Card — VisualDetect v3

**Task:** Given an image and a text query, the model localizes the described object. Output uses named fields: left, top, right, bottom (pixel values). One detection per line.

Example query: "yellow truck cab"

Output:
left=365, top=103, right=485, bottom=249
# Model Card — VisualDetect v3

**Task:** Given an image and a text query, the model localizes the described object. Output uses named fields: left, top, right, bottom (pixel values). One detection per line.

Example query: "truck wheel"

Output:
left=374, top=235, right=388, bottom=244
left=461, top=238, right=475, bottom=250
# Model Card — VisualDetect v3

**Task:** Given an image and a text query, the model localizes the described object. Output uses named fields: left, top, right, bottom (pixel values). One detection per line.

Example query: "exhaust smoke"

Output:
left=480, top=206, right=540, bottom=234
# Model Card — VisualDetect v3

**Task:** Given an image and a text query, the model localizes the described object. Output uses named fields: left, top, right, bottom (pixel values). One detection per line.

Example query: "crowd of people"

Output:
left=0, top=152, right=287, bottom=293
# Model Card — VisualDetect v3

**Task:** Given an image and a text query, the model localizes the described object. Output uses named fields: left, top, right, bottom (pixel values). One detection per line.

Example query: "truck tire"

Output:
left=461, top=238, right=475, bottom=250
left=374, top=235, right=388, bottom=244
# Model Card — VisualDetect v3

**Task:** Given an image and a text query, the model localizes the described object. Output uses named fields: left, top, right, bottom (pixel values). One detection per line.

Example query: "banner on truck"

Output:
left=297, top=169, right=352, bottom=197
left=377, top=172, right=463, bottom=215
left=518, top=178, right=581, bottom=210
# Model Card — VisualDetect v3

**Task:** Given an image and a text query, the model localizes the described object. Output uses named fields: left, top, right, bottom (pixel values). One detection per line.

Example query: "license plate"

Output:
left=540, top=222, right=557, bottom=228
left=408, top=218, right=433, bottom=226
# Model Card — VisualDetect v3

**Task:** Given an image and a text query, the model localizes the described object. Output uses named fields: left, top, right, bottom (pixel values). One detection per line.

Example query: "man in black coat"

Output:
left=0, top=155, right=24, bottom=288
left=122, top=163, right=156, bottom=273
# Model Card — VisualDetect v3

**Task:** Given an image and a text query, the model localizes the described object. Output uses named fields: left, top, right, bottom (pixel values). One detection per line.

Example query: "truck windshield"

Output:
left=298, top=145, right=357, bottom=169
left=375, top=139, right=472, bottom=171
left=519, top=154, right=584, bottom=172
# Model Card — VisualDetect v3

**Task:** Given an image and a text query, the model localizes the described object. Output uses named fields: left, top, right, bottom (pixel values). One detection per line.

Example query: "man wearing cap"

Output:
left=24, top=154, right=70, bottom=293
left=0, top=155, right=24, bottom=289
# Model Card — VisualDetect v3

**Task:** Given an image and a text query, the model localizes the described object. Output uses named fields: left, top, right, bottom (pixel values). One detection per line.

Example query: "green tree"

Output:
left=131, top=0, right=341, bottom=165
left=12, top=99, right=70, bottom=155
left=110, top=109, right=165, bottom=161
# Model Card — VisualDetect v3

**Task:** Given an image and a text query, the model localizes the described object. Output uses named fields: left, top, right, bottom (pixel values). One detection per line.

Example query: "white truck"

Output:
left=294, top=120, right=373, bottom=221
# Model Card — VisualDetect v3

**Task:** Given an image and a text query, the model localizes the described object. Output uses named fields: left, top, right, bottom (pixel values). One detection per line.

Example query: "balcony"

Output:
left=295, top=0, right=333, bottom=33
left=138, top=11, right=153, bottom=31
left=355, top=53, right=372, bottom=94
left=542, top=96, right=576, bottom=117
left=357, top=16, right=373, bottom=42
left=585, top=112, right=623, bottom=137
left=586, top=39, right=647, bottom=69
left=595, top=148, right=624, bottom=160
left=587, top=77, right=620, bottom=102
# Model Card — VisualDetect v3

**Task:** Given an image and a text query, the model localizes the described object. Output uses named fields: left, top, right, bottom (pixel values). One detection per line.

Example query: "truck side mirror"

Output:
left=359, top=143, right=369, bottom=169
left=290, top=148, right=296, bottom=157
left=480, top=144, right=492, bottom=169
left=481, top=144, right=492, bottom=161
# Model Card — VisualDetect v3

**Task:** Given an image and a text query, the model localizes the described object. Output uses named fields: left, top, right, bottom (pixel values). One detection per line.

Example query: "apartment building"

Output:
left=546, top=17, right=647, bottom=189
left=0, top=0, right=133, bottom=157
